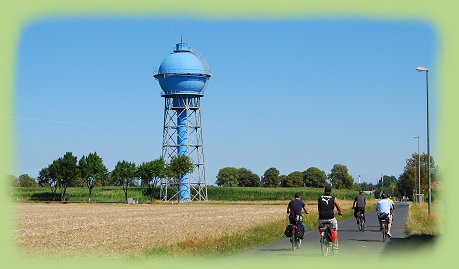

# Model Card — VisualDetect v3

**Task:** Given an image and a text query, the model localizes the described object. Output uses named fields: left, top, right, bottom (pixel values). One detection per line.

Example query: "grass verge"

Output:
left=145, top=217, right=287, bottom=258
left=405, top=202, right=439, bottom=236
left=144, top=207, right=359, bottom=258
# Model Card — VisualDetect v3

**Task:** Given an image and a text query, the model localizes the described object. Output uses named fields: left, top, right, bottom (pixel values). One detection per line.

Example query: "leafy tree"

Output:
left=398, top=172, right=414, bottom=198
left=40, top=152, right=79, bottom=201
left=376, top=175, right=398, bottom=196
left=79, top=152, right=108, bottom=202
left=398, top=153, right=438, bottom=199
left=359, top=182, right=376, bottom=191
left=6, top=175, right=19, bottom=187
left=303, top=167, right=326, bottom=188
left=167, top=155, right=195, bottom=182
left=110, top=161, right=137, bottom=203
left=261, top=167, right=280, bottom=187
left=351, top=183, right=361, bottom=191
left=328, top=164, right=354, bottom=189
left=216, top=167, right=239, bottom=187
left=281, top=171, right=303, bottom=187
left=237, top=168, right=260, bottom=187
left=278, top=175, right=287, bottom=187
left=57, top=152, right=79, bottom=201
left=111, top=161, right=137, bottom=203
left=74, top=176, right=86, bottom=187
left=38, top=166, right=59, bottom=193
left=137, top=157, right=166, bottom=202
left=167, top=155, right=195, bottom=201
left=18, top=174, right=37, bottom=187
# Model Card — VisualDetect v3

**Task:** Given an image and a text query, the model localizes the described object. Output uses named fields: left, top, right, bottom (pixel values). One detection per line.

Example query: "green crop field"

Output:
left=207, top=186, right=360, bottom=201
left=10, top=186, right=364, bottom=203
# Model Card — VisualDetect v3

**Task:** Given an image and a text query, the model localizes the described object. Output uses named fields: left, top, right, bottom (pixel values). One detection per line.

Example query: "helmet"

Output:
left=359, top=191, right=363, bottom=194
left=324, top=185, right=332, bottom=194
left=380, top=193, right=386, bottom=199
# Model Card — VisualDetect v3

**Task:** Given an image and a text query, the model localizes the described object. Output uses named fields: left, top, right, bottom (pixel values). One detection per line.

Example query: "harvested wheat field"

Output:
left=15, top=202, right=287, bottom=257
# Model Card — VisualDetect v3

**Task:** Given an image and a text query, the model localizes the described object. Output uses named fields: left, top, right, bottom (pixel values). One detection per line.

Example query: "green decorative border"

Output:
left=1, top=0, right=456, bottom=268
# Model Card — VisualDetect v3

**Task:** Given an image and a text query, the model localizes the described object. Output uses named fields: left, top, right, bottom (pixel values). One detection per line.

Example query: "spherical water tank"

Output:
left=154, top=42, right=211, bottom=95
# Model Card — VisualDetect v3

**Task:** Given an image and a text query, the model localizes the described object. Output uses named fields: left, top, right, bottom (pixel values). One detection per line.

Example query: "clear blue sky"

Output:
left=14, top=18, right=438, bottom=185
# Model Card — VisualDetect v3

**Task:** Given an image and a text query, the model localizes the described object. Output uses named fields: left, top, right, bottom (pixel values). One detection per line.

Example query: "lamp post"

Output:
left=416, top=66, right=431, bottom=216
left=413, top=136, right=421, bottom=204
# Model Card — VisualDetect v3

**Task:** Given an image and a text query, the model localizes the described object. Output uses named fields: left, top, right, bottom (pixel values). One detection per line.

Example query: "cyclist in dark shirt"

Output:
left=352, top=191, right=366, bottom=225
left=318, top=185, right=342, bottom=249
left=287, top=193, right=309, bottom=224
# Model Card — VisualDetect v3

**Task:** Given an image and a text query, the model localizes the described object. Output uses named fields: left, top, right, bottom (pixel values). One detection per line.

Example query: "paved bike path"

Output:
left=238, top=202, right=409, bottom=258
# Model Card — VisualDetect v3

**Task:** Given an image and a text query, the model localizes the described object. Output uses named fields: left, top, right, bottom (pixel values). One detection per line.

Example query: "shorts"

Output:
left=318, top=218, right=338, bottom=230
left=354, top=207, right=365, bottom=218
left=377, top=212, right=391, bottom=223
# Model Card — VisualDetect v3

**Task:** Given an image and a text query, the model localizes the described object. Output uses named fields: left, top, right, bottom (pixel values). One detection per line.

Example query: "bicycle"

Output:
left=290, top=224, right=302, bottom=250
left=378, top=213, right=390, bottom=242
left=319, top=222, right=337, bottom=256
left=357, top=211, right=365, bottom=232
left=289, top=215, right=303, bottom=251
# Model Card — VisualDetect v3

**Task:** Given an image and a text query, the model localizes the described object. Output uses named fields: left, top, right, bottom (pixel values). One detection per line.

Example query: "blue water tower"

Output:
left=154, top=40, right=211, bottom=202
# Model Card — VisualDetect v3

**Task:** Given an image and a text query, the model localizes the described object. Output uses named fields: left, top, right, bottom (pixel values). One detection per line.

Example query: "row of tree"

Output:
left=354, top=153, right=438, bottom=199
left=215, top=153, right=439, bottom=200
left=216, top=164, right=354, bottom=189
left=9, top=151, right=438, bottom=202
left=8, top=174, right=37, bottom=187
left=17, top=152, right=195, bottom=202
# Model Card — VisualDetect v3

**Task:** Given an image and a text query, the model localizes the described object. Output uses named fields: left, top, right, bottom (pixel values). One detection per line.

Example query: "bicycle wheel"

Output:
left=382, top=223, right=387, bottom=242
left=361, top=220, right=365, bottom=232
left=320, top=238, right=329, bottom=256
left=331, top=241, right=338, bottom=255
left=292, top=233, right=297, bottom=251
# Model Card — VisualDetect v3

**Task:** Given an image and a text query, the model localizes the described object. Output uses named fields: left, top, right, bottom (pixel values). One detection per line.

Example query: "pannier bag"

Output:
left=328, top=228, right=336, bottom=243
left=284, top=224, right=305, bottom=239
left=284, top=224, right=293, bottom=237
left=296, top=224, right=305, bottom=239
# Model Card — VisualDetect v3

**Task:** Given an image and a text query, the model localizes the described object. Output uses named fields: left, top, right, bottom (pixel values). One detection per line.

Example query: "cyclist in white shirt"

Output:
left=376, top=193, right=394, bottom=237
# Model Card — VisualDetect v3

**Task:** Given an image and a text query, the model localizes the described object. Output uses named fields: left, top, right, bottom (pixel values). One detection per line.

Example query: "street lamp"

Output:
left=416, top=66, right=431, bottom=216
left=413, top=136, right=421, bottom=204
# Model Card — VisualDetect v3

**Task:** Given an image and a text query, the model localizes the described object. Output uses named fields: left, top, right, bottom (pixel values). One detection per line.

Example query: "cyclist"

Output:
left=352, top=190, right=366, bottom=226
left=318, top=185, right=343, bottom=249
left=287, top=193, right=309, bottom=225
left=376, top=193, right=393, bottom=237
left=386, top=195, right=395, bottom=221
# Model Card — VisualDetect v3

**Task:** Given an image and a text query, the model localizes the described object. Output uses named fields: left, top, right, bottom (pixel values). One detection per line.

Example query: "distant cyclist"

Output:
left=352, top=190, right=366, bottom=226
left=287, top=193, right=309, bottom=225
left=386, top=195, right=395, bottom=221
left=318, top=185, right=343, bottom=249
left=376, top=193, right=394, bottom=237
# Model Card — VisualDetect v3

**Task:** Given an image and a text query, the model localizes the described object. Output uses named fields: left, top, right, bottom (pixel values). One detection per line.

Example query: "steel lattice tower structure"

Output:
left=153, top=41, right=211, bottom=202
